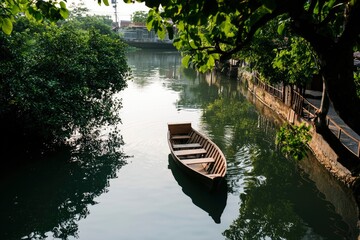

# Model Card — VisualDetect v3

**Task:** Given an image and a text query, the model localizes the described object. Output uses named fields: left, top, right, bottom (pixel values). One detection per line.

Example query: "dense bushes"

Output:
left=0, top=16, right=129, bottom=155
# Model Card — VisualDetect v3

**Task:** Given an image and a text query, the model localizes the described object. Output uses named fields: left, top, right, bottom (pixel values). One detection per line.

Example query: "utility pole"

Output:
left=112, top=0, right=118, bottom=28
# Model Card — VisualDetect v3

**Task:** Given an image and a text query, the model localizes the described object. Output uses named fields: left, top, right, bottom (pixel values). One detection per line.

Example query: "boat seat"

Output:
left=171, top=135, right=190, bottom=140
left=180, top=157, right=215, bottom=165
left=174, top=148, right=207, bottom=157
left=206, top=173, right=222, bottom=178
left=173, top=143, right=201, bottom=149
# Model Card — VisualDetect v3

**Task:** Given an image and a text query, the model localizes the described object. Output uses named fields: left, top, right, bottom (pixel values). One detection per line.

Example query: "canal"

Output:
left=0, top=50, right=358, bottom=239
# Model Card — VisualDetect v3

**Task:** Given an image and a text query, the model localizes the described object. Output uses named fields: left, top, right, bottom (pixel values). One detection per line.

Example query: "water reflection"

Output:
left=0, top=132, right=127, bottom=240
left=126, top=49, right=181, bottom=86
left=198, top=74, right=354, bottom=239
left=167, top=155, right=228, bottom=224
left=126, top=50, right=357, bottom=239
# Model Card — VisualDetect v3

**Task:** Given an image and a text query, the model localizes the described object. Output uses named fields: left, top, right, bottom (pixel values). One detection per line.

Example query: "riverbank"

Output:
left=237, top=70, right=360, bottom=239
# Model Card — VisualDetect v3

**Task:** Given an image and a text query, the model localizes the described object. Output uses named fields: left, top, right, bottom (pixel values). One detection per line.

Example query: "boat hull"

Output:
left=167, top=123, right=227, bottom=190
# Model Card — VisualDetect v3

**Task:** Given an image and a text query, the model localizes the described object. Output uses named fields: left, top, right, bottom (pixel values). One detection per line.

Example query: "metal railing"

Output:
left=253, top=77, right=360, bottom=158
left=253, top=76, right=283, bottom=100
left=326, top=117, right=360, bottom=157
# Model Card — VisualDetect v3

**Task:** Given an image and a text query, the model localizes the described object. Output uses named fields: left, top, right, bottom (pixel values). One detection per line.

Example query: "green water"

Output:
left=0, top=50, right=358, bottom=240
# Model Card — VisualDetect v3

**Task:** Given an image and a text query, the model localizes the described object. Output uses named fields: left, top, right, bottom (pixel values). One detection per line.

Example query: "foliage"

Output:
left=0, top=0, right=110, bottom=35
left=0, top=0, right=68, bottom=35
left=131, top=10, right=148, bottom=24
left=135, top=0, right=360, bottom=136
left=233, top=17, right=292, bottom=85
left=275, top=123, right=312, bottom=161
left=0, top=16, right=129, bottom=152
left=139, top=0, right=359, bottom=70
left=68, top=0, right=90, bottom=18
left=66, top=14, right=114, bottom=36
left=272, top=37, right=319, bottom=86
left=355, top=71, right=360, bottom=97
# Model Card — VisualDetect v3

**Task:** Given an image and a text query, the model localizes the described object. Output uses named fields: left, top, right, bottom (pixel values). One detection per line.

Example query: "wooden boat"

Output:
left=167, top=123, right=227, bottom=190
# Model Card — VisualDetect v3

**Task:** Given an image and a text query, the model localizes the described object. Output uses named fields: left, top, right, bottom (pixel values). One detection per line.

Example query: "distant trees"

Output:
left=131, top=11, right=148, bottom=24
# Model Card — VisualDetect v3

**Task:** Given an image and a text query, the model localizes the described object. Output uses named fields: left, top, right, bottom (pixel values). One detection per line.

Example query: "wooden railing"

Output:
left=253, top=77, right=360, bottom=158
left=253, top=76, right=283, bottom=100
left=326, top=117, right=360, bottom=157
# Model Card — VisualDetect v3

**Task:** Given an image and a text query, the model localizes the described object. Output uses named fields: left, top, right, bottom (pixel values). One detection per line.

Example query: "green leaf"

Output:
left=11, top=5, right=21, bottom=15
left=182, top=55, right=191, bottom=67
left=60, top=1, right=67, bottom=9
left=103, top=0, right=110, bottom=6
left=277, top=21, right=285, bottom=35
left=207, top=55, right=215, bottom=68
left=220, top=15, right=235, bottom=37
left=249, top=5, right=272, bottom=27
left=172, top=38, right=182, bottom=50
left=188, top=39, right=197, bottom=49
left=177, top=21, right=185, bottom=31
left=1, top=18, right=13, bottom=35
left=60, top=8, right=69, bottom=19
left=157, top=25, right=166, bottom=39
left=146, top=13, right=154, bottom=31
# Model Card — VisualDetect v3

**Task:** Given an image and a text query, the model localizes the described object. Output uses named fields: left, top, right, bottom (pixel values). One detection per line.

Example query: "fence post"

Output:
left=337, top=129, right=341, bottom=139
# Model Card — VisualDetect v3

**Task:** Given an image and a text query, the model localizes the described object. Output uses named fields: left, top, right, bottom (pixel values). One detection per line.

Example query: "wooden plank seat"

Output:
left=180, top=157, right=215, bottom=165
left=173, top=143, right=202, bottom=149
left=206, top=173, right=222, bottom=178
left=174, top=148, right=207, bottom=157
left=171, top=135, right=190, bottom=140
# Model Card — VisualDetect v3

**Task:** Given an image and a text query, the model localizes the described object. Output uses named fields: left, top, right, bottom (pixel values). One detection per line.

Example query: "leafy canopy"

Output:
left=137, top=0, right=359, bottom=72
left=136, top=0, right=360, bottom=137
left=0, top=0, right=110, bottom=35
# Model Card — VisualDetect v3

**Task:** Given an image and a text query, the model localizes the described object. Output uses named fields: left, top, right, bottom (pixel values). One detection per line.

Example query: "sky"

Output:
left=67, top=0, right=149, bottom=21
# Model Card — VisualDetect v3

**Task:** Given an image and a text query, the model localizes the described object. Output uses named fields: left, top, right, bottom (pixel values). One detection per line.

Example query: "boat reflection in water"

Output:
left=168, top=155, right=228, bottom=224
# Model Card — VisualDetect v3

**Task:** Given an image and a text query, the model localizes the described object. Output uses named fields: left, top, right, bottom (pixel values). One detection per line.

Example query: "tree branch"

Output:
left=339, top=0, right=360, bottom=46
left=220, top=9, right=284, bottom=61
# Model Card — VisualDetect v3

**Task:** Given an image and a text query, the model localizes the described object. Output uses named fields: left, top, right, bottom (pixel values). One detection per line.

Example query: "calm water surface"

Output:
left=0, top=50, right=358, bottom=240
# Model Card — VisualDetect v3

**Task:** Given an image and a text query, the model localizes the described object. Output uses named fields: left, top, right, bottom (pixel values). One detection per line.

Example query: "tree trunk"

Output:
left=289, top=0, right=360, bottom=136
left=320, top=45, right=360, bottom=136
left=315, top=76, right=330, bottom=132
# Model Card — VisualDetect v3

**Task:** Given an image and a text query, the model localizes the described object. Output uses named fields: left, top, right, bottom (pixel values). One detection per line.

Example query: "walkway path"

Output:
left=305, top=90, right=360, bottom=157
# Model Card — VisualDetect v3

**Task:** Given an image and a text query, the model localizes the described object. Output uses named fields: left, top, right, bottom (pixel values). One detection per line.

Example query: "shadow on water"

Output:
left=0, top=132, right=127, bottom=240
left=167, top=154, right=228, bottom=224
